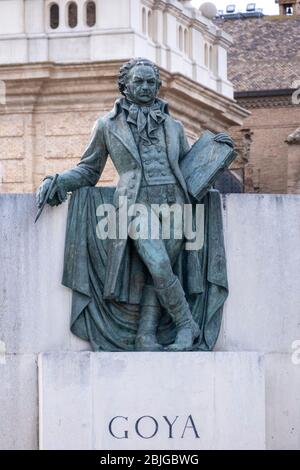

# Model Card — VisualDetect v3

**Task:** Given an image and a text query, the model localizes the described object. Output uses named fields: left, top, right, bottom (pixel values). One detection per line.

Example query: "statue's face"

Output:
left=125, top=65, right=158, bottom=105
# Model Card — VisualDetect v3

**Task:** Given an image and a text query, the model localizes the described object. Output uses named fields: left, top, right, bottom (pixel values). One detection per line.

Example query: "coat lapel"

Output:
left=109, top=109, right=189, bottom=199
left=109, top=111, right=141, bottom=166
left=164, top=115, right=178, bottom=167
left=164, top=116, right=189, bottom=196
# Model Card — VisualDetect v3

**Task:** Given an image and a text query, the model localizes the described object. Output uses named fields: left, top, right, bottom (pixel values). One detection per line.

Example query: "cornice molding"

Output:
left=236, top=94, right=296, bottom=109
left=0, top=60, right=249, bottom=127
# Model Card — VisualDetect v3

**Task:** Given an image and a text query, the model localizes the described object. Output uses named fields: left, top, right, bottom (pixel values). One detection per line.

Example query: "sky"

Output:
left=191, top=0, right=279, bottom=15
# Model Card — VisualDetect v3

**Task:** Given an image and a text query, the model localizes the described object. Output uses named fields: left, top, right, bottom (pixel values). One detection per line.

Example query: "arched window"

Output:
left=142, top=7, right=146, bottom=35
left=184, top=28, right=189, bottom=55
left=50, top=3, right=59, bottom=29
left=68, top=2, right=78, bottom=28
left=178, top=25, right=183, bottom=51
left=148, top=10, right=153, bottom=39
left=204, top=43, right=208, bottom=67
left=86, top=1, right=96, bottom=27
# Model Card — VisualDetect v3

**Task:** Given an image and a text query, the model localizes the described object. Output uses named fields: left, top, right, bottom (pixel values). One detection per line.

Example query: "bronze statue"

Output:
left=37, top=58, right=234, bottom=352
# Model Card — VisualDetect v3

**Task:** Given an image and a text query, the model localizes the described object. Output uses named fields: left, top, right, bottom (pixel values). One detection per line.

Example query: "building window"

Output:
left=148, top=10, right=153, bottom=40
left=50, top=3, right=59, bottom=29
left=184, top=28, right=189, bottom=55
left=178, top=25, right=183, bottom=51
left=284, top=4, right=293, bottom=15
left=86, top=1, right=96, bottom=27
left=141, top=7, right=154, bottom=40
left=68, top=2, right=78, bottom=28
left=204, top=43, right=208, bottom=67
left=142, top=7, right=146, bottom=35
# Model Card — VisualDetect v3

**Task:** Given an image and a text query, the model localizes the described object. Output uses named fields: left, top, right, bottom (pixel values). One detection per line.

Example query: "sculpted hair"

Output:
left=118, top=58, right=162, bottom=96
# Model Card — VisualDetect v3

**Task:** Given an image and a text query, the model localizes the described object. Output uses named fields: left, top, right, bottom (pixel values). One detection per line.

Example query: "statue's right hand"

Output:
left=36, top=178, right=52, bottom=208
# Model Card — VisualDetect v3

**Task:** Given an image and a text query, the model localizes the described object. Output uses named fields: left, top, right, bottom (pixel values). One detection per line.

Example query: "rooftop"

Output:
left=214, top=16, right=300, bottom=92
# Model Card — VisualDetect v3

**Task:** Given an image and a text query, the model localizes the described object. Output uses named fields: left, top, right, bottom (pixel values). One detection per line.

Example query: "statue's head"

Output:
left=118, top=58, right=162, bottom=106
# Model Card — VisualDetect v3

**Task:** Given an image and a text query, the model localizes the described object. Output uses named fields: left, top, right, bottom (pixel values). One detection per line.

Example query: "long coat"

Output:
left=58, top=98, right=197, bottom=299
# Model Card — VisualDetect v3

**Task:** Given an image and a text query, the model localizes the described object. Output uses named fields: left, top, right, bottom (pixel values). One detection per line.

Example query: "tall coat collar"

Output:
left=109, top=105, right=175, bottom=164
left=109, top=97, right=170, bottom=120
left=108, top=101, right=189, bottom=200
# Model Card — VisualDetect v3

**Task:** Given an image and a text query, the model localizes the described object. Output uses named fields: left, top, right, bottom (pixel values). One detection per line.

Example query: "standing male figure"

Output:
left=37, top=58, right=232, bottom=352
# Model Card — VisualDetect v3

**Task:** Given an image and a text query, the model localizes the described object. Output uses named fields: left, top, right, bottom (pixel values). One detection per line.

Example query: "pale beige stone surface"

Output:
left=38, top=352, right=266, bottom=450
left=0, top=354, right=38, bottom=450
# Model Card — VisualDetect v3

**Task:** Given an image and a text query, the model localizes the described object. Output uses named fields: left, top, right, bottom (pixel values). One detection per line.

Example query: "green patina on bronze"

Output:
left=36, top=58, right=234, bottom=352
left=61, top=186, right=227, bottom=351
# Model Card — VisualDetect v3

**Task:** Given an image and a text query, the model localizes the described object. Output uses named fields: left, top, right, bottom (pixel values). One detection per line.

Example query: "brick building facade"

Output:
left=216, top=2, right=300, bottom=194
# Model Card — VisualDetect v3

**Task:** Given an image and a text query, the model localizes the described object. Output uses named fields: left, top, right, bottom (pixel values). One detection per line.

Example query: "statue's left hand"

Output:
left=214, top=132, right=235, bottom=148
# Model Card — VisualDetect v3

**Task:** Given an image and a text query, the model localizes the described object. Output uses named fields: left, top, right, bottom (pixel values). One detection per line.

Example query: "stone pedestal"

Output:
left=38, top=352, right=265, bottom=450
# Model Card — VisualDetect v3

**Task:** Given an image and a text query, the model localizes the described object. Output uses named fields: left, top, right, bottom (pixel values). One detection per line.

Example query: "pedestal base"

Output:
left=38, top=352, right=265, bottom=450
